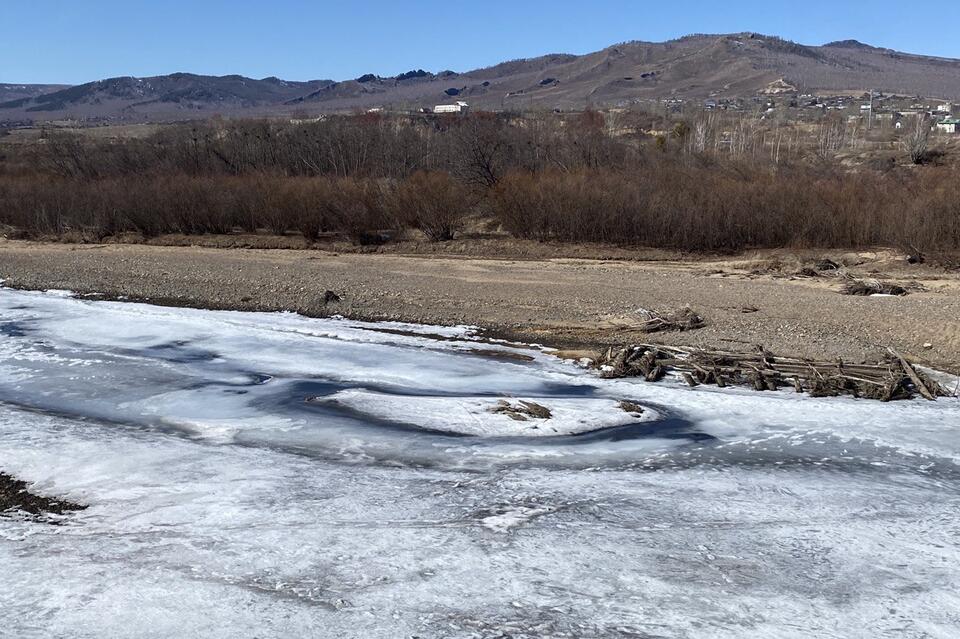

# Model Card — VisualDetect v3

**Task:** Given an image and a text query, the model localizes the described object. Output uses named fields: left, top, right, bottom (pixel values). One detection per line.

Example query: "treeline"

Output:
left=492, top=165, right=960, bottom=251
left=1, top=112, right=958, bottom=251
left=0, top=173, right=470, bottom=244
left=8, top=112, right=633, bottom=183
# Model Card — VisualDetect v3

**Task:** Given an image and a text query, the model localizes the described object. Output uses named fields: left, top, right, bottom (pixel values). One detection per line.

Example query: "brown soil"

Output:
left=1, top=239, right=958, bottom=373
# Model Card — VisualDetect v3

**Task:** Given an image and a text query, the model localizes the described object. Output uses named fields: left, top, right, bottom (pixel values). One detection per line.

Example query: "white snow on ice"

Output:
left=2, top=287, right=960, bottom=638
left=316, top=389, right=655, bottom=437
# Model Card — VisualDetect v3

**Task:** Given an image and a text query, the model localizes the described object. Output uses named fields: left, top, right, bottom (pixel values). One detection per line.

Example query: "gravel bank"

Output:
left=1, top=472, right=87, bottom=517
left=1, top=240, right=958, bottom=372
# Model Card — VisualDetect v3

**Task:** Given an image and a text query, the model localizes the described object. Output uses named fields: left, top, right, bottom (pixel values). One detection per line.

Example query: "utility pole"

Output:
left=868, top=90, right=874, bottom=130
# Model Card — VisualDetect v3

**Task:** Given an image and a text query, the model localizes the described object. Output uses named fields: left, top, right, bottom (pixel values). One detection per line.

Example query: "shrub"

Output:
left=392, top=171, right=470, bottom=241
left=3, top=118, right=960, bottom=254
left=490, top=162, right=960, bottom=252
left=319, top=177, right=393, bottom=245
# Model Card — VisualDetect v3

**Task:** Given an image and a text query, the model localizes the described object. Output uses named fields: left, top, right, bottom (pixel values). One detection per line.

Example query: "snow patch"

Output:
left=316, top=389, right=654, bottom=437
left=480, top=504, right=557, bottom=532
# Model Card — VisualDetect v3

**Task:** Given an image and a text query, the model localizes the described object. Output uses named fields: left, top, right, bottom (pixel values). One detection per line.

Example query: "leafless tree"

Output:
left=904, top=115, right=930, bottom=164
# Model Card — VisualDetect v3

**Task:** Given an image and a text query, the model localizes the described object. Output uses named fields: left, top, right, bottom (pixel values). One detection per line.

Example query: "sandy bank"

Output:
left=1, top=239, right=958, bottom=372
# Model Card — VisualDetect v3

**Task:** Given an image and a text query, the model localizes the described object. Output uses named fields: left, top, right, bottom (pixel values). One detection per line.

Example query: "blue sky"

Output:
left=3, top=1, right=958, bottom=84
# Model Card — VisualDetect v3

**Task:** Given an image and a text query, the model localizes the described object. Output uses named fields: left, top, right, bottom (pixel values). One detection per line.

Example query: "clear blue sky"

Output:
left=4, top=0, right=958, bottom=85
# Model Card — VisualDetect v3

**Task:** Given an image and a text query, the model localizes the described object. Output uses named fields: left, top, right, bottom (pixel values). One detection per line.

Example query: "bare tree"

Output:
left=816, top=115, right=847, bottom=159
left=691, top=113, right=718, bottom=154
left=904, top=115, right=930, bottom=164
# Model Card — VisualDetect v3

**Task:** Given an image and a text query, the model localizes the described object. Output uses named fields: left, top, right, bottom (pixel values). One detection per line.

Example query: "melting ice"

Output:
left=1, top=288, right=960, bottom=638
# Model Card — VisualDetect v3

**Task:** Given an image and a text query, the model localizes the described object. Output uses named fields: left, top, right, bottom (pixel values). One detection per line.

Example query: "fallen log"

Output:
left=887, top=348, right=936, bottom=401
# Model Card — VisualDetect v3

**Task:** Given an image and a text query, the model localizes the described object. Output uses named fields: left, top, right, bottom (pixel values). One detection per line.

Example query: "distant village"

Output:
left=675, top=89, right=958, bottom=133
left=369, top=83, right=960, bottom=137
left=4, top=84, right=960, bottom=138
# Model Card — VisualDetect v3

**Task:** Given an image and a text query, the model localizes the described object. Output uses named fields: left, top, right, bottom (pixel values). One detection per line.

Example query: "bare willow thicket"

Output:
left=905, top=115, right=932, bottom=165
left=1, top=111, right=958, bottom=250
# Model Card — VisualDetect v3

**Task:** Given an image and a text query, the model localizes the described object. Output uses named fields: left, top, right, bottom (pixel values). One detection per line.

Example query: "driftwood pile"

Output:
left=634, top=307, right=705, bottom=333
left=763, top=259, right=925, bottom=297
left=596, top=344, right=951, bottom=402
left=840, top=279, right=908, bottom=297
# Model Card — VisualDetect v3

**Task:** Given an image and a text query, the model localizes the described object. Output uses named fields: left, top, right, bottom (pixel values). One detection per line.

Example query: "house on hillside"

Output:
left=433, top=101, right=469, bottom=114
left=936, top=118, right=960, bottom=134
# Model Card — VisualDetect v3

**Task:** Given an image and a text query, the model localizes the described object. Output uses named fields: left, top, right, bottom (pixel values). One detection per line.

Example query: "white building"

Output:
left=936, top=118, right=960, bottom=134
left=433, top=101, right=469, bottom=114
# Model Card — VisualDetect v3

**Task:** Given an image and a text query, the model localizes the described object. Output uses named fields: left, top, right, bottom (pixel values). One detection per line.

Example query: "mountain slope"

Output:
left=304, top=33, right=960, bottom=111
left=0, top=83, right=69, bottom=104
left=3, top=33, right=959, bottom=122
left=0, top=74, right=332, bottom=120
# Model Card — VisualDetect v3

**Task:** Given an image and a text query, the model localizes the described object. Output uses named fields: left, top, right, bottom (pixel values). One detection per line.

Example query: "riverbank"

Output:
left=1, top=239, right=958, bottom=373
left=1, top=471, right=86, bottom=517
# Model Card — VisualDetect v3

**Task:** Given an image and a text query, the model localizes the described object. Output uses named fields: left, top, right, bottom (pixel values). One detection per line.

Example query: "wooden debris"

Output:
left=840, top=279, right=907, bottom=296
left=595, top=344, right=952, bottom=402
left=887, top=348, right=936, bottom=401
left=634, top=307, right=705, bottom=333
left=815, top=258, right=840, bottom=271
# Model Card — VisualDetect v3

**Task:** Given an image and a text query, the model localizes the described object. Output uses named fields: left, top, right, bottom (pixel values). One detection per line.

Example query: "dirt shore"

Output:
left=1, top=239, right=958, bottom=372
left=1, top=472, right=86, bottom=517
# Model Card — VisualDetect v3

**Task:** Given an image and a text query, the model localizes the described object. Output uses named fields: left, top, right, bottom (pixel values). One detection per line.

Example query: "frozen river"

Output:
left=1, top=287, right=959, bottom=638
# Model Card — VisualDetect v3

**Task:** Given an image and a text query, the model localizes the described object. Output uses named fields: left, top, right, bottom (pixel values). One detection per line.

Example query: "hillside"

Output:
left=0, top=74, right=332, bottom=122
left=3, top=32, right=960, bottom=122
left=0, top=83, right=69, bottom=103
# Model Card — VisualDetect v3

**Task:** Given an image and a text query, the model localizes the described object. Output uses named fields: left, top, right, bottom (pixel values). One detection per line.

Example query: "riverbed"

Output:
left=1, top=288, right=959, bottom=638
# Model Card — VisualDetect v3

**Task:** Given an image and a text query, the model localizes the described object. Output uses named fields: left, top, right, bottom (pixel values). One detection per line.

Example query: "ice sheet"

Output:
left=2, top=287, right=960, bottom=638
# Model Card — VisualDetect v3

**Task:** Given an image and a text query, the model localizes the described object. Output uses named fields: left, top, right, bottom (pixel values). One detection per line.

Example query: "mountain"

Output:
left=0, top=74, right=334, bottom=121
left=0, top=83, right=69, bottom=103
left=3, top=33, right=960, bottom=123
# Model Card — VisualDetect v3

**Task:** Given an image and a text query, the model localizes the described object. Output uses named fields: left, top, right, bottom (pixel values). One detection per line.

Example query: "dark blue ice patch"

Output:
left=144, top=340, right=221, bottom=363
left=0, top=321, right=34, bottom=337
